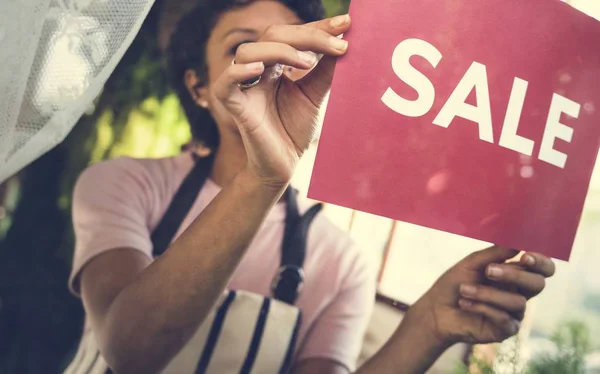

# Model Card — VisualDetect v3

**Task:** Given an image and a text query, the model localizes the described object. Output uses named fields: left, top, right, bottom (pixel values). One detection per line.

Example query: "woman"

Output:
left=65, top=0, right=556, bottom=373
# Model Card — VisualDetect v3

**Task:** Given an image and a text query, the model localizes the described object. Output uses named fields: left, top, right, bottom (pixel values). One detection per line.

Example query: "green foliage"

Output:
left=454, top=321, right=592, bottom=374
left=528, top=320, right=591, bottom=374
left=323, top=0, right=351, bottom=16
left=451, top=361, right=470, bottom=374
left=90, top=94, right=191, bottom=163
left=475, top=357, right=496, bottom=374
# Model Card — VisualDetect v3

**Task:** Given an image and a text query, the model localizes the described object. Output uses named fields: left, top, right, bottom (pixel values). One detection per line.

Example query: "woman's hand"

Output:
left=212, top=14, right=351, bottom=188
left=416, top=246, right=555, bottom=345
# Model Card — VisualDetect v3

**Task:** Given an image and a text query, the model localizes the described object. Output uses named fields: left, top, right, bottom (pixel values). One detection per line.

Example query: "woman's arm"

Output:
left=293, top=248, right=555, bottom=374
left=356, top=248, right=555, bottom=374
left=81, top=170, right=284, bottom=373
left=353, top=300, right=451, bottom=374
left=290, top=302, right=446, bottom=374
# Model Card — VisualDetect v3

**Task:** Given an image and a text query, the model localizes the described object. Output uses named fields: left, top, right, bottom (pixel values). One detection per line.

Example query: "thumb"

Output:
left=463, top=246, right=520, bottom=269
left=297, top=55, right=338, bottom=107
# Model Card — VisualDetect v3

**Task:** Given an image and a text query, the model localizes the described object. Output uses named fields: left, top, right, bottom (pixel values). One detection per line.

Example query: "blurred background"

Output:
left=0, top=0, right=599, bottom=373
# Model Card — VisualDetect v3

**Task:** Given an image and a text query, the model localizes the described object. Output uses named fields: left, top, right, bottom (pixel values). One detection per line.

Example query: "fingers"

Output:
left=459, top=284, right=526, bottom=318
left=485, top=263, right=546, bottom=298
left=213, top=61, right=265, bottom=117
left=260, top=15, right=350, bottom=56
left=305, top=14, right=352, bottom=34
left=235, top=42, right=317, bottom=70
left=459, top=299, right=520, bottom=338
left=519, top=252, right=556, bottom=277
left=463, top=246, right=520, bottom=269
left=228, top=14, right=350, bottom=109
left=297, top=55, right=337, bottom=106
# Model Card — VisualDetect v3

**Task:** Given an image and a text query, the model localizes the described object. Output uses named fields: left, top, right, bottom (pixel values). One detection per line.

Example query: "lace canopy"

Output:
left=0, top=0, right=155, bottom=183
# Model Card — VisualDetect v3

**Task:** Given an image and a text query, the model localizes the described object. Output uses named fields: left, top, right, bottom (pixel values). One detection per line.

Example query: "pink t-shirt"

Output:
left=69, top=152, right=376, bottom=371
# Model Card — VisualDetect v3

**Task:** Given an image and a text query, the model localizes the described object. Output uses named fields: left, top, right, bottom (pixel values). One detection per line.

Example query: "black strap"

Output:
left=273, top=188, right=322, bottom=304
left=151, top=154, right=213, bottom=257
left=149, top=154, right=322, bottom=305
left=194, top=291, right=237, bottom=373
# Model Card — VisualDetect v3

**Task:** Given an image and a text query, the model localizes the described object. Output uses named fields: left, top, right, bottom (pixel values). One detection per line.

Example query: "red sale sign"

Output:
left=309, top=0, right=600, bottom=260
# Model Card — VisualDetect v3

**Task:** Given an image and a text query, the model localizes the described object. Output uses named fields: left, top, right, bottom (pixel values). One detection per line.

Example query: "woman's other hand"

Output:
left=212, top=14, right=351, bottom=188
left=415, top=246, right=555, bottom=345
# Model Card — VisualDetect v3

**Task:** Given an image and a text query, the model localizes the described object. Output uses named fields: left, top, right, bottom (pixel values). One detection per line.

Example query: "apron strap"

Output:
left=150, top=153, right=322, bottom=305
left=151, top=154, right=214, bottom=257
left=273, top=188, right=322, bottom=305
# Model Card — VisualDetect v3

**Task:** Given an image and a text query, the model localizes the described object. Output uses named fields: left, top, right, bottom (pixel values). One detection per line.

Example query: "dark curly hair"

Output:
left=166, top=0, right=325, bottom=150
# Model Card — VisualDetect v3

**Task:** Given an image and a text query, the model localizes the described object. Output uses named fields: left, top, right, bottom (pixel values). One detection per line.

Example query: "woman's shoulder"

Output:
left=297, top=199, right=352, bottom=246
left=300, top=203, right=376, bottom=278
left=79, top=153, right=194, bottom=183
left=75, top=153, right=193, bottom=197
left=73, top=153, right=196, bottom=216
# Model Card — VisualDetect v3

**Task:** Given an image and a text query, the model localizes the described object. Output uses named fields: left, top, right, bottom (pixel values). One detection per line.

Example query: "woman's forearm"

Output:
left=99, top=169, right=286, bottom=373
left=356, top=299, right=451, bottom=374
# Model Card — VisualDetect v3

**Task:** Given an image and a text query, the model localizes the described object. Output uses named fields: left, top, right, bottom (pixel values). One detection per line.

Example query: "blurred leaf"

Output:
left=527, top=320, right=591, bottom=374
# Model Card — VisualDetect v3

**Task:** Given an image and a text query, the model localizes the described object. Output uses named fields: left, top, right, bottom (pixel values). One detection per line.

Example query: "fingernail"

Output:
left=510, top=319, right=521, bottom=334
left=524, top=255, right=536, bottom=266
left=298, top=51, right=316, bottom=66
left=459, top=299, right=472, bottom=308
left=330, top=14, right=350, bottom=28
left=460, top=284, right=477, bottom=297
left=487, top=265, right=503, bottom=279
left=513, top=319, right=522, bottom=331
left=330, top=36, right=348, bottom=51
left=246, top=62, right=264, bottom=71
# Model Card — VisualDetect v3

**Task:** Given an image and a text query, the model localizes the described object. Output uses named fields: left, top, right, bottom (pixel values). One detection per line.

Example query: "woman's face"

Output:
left=191, top=1, right=303, bottom=140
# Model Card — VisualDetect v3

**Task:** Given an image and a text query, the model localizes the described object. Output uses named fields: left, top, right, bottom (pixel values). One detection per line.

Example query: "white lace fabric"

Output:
left=0, top=0, right=155, bottom=183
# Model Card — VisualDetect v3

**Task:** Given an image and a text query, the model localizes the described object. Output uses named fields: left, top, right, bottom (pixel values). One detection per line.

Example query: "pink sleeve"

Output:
left=69, top=158, right=155, bottom=296
left=296, top=248, right=377, bottom=372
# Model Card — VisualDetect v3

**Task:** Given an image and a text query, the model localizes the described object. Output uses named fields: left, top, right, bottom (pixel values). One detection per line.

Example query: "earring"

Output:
left=192, top=83, right=209, bottom=108
left=193, top=142, right=212, bottom=157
